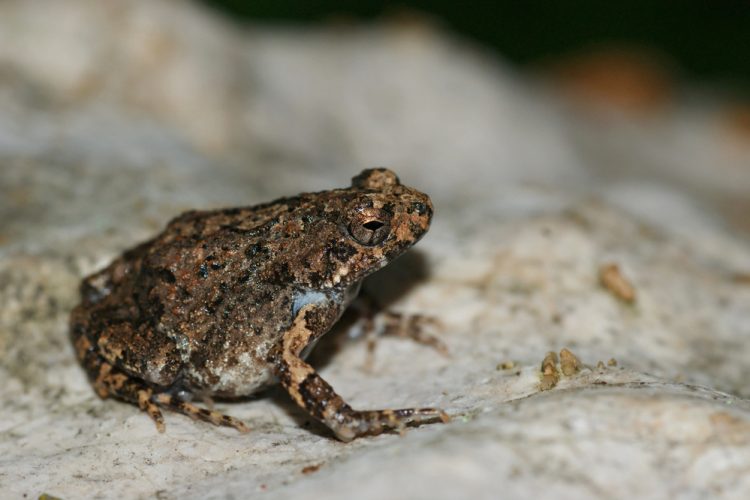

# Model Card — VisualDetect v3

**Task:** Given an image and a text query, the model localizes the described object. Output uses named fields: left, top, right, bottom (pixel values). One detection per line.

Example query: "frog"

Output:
left=70, top=168, right=448, bottom=441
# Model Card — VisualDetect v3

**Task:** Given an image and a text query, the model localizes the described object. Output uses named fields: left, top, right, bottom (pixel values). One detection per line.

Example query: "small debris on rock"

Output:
left=596, top=360, right=607, bottom=370
left=539, top=351, right=561, bottom=391
left=497, top=360, right=516, bottom=370
left=560, top=348, right=581, bottom=376
left=302, top=464, right=322, bottom=475
left=607, top=358, right=618, bottom=367
left=538, top=348, right=591, bottom=390
left=599, top=263, right=636, bottom=304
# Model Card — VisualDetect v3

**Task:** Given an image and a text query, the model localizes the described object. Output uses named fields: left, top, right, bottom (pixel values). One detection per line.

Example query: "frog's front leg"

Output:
left=275, top=304, right=449, bottom=441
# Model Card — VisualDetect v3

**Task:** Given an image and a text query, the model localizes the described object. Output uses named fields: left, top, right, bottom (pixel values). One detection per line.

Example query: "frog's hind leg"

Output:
left=101, top=365, right=167, bottom=432
left=73, top=322, right=248, bottom=433
left=83, top=352, right=249, bottom=434
left=73, top=331, right=167, bottom=431
left=151, top=393, right=250, bottom=433
left=276, top=304, right=449, bottom=442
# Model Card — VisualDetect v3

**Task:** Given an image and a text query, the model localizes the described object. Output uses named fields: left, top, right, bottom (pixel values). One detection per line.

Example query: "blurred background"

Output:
left=1, top=0, right=749, bottom=245
left=215, top=0, right=749, bottom=240
left=196, top=0, right=750, bottom=238
left=202, top=0, right=750, bottom=91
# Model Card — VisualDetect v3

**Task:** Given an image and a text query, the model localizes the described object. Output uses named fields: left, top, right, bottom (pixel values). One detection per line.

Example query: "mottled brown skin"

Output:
left=70, top=168, right=448, bottom=441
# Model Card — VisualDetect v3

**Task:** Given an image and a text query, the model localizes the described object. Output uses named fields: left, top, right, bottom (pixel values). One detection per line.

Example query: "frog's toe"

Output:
left=380, top=312, right=448, bottom=354
left=137, top=388, right=165, bottom=432
left=332, top=407, right=449, bottom=441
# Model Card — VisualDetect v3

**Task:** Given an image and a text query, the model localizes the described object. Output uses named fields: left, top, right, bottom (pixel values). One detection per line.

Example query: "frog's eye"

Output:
left=348, top=208, right=391, bottom=246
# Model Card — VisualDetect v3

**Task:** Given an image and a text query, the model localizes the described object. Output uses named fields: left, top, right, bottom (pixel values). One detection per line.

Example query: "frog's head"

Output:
left=324, top=168, right=434, bottom=288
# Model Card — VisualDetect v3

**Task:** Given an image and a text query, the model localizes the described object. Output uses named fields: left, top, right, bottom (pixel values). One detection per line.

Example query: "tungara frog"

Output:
left=70, top=168, right=447, bottom=441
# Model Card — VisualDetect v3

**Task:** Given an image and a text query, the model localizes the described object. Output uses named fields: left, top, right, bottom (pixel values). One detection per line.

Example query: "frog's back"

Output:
left=70, top=201, right=323, bottom=395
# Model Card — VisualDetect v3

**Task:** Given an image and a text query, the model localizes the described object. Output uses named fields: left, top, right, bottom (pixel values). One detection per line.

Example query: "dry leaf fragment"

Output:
left=599, top=263, right=636, bottom=304
left=539, top=351, right=560, bottom=390
left=560, top=348, right=581, bottom=376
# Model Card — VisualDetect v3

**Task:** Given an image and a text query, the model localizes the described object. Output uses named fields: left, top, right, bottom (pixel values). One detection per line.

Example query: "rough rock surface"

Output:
left=1, top=1, right=749, bottom=499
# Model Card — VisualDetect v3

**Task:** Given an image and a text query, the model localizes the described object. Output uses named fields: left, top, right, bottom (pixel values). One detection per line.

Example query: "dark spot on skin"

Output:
left=182, top=218, right=207, bottom=238
left=274, top=262, right=292, bottom=282
left=189, top=351, right=219, bottom=386
left=249, top=288, right=275, bottom=307
left=220, top=224, right=247, bottom=234
left=390, top=238, right=414, bottom=257
left=298, top=373, right=330, bottom=417
left=142, top=300, right=165, bottom=328
left=224, top=354, right=239, bottom=368
left=246, top=243, right=264, bottom=259
left=302, top=305, right=332, bottom=335
left=409, top=201, right=427, bottom=215
left=198, top=263, right=209, bottom=279
left=71, top=322, right=86, bottom=338
left=157, top=268, right=176, bottom=283
left=206, top=294, right=224, bottom=315
left=284, top=199, right=301, bottom=212
left=327, top=241, right=358, bottom=262
left=408, top=221, right=424, bottom=238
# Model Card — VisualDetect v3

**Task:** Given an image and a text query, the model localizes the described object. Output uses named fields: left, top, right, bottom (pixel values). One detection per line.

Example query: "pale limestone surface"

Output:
left=1, top=1, right=750, bottom=499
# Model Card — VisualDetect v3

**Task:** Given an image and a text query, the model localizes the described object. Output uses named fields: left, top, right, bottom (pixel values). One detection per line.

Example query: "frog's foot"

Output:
left=371, top=311, right=448, bottom=353
left=359, top=310, right=447, bottom=372
left=277, top=303, right=449, bottom=441
left=137, top=388, right=166, bottom=432
left=97, top=363, right=168, bottom=432
left=152, top=393, right=250, bottom=433
left=327, top=406, right=450, bottom=442
left=350, top=293, right=447, bottom=371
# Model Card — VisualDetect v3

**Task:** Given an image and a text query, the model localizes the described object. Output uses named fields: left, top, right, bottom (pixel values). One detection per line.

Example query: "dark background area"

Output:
left=200, top=0, right=750, bottom=91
